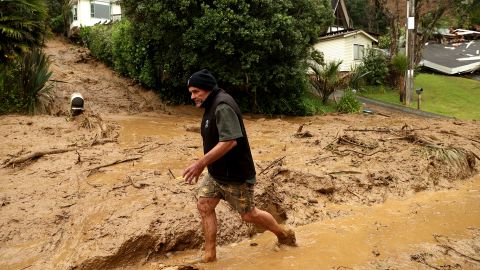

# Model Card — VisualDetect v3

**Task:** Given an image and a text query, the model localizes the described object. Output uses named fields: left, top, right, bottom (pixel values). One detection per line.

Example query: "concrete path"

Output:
left=332, top=90, right=453, bottom=119
left=357, top=96, right=453, bottom=119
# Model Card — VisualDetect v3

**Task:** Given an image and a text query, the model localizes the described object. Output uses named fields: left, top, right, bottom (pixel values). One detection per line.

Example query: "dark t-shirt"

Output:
left=214, top=103, right=256, bottom=184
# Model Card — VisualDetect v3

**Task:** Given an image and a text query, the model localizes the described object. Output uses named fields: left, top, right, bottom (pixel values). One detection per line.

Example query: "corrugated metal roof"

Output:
left=421, top=41, right=480, bottom=74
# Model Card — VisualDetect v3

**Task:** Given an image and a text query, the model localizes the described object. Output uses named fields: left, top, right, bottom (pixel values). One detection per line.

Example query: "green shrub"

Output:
left=111, top=20, right=136, bottom=77
left=378, top=34, right=392, bottom=49
left=120, top=0, right=334, bottom=115
left=112, top=21, right=156, bottom=88
left=336, top=89, right=361, bottom=113
left=359, top=48, right=389, bottom=85
left=80, top=20, right=157, bottom=89
left=391, top=53, right=407, bottom=74
left=0, top=63, right=23, bottom=114
left=301, top=92, right=336, bottom=115
left=79, top=24, right=113, bottom=66
left=50, top=15, right=65, bottom=34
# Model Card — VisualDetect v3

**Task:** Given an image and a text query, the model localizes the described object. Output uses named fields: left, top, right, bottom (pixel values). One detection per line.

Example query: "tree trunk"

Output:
left=398, top=74, right=405, bottom=102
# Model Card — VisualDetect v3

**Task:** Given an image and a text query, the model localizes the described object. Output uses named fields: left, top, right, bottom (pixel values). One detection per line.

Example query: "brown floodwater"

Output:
left=135, top=175, right=480, bottom=270
left=109, top=114, right=480, bottom=270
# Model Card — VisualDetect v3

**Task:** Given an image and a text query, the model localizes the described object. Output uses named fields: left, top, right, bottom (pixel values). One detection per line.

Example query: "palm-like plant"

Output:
left=0, top=0, right=48, bottom=63
left=308, top=50, right=346, bottom=104
left=19, top=48, right=54, bottom=114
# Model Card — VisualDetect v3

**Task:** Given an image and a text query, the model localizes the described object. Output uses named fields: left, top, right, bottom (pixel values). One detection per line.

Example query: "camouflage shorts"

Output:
left=198, top=174, right=255, bottom=214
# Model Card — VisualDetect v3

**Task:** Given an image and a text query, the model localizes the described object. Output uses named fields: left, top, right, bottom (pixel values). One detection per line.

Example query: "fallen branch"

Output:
left=168, top=169, right=176, bottom=180
left=344, top=127, right=392, bottom=133
left=328, top=170, right=362, bottom=175
left=127, top=176, right=148, bottom=189
left=259, top=156, right=286, bottom=175
left=2, top=147, right=79, bottom=167
left=440, top=130, right=480, bottom=144
left=346, top=188, right=362, bottom=200
left=338, top=135, right=377, bottom=149
left=334, top=149, right=386, bottom=157
left=384, top=134, right=435, bottom=147
left=401, top=127, right=429, bottom=132
left=85, top=156, right=142, bottom=176
left=85, top=180, right=102, bottom=188
left=125, top=142, right=169, bottom=154
left=89, top=135, right=117, bottom=147
left=306, top=155, right=336, bottom=164
left=322, top=132, right=340, bottom=150
left=434, top=235, right=480, bottom=263
left=75, top=150, right=81, bottom=164
left=376, top=112, right=391, bottom=117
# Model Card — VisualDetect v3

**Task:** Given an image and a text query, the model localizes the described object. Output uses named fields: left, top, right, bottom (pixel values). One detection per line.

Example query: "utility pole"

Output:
left=405, top=0, right=415, bottom=106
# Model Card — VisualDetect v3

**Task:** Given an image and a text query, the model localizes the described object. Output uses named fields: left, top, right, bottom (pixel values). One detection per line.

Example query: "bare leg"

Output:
left=197, top=197, right=220, bottom=261
left=240, top=207, right=296, bottom=246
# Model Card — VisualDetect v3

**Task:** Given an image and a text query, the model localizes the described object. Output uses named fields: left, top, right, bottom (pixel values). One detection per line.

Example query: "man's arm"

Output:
left=183, top=140, right=237, bottom=184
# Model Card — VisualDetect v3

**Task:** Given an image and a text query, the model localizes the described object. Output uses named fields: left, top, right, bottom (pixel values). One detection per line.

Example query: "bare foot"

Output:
left=187, top=255, right=216, bottom=264
left=277, top=228, right=297, bottom=246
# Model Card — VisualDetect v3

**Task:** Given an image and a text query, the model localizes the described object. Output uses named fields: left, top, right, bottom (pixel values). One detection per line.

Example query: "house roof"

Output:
left=318, top=29, right=378, bottom=43
left=331, top=0, right=352, bottom=29
left=421, top=41, right=480, bottom=74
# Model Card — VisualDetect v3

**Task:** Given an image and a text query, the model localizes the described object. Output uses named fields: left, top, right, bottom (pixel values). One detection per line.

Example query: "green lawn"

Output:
left=361, top=73, right=480, bottom=120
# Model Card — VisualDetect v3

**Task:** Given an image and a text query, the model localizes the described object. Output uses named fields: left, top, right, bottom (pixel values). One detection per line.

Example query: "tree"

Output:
left=375, top=0, right=466, bottom=64
left=374, top=0, right=404, bottom=58
left=345, top=0, right=389, bottom=34
left=46, top=0, right=72, bottom=36
left=0, top=0, right=48, bottom=63
left=390, top=53, right=407, bottom=101
left=121, top=0, right=333, bottom=115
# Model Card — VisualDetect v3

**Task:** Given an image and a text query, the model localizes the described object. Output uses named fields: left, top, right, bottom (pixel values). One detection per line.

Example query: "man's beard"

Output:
left=194, top=99, right=203, bottom=107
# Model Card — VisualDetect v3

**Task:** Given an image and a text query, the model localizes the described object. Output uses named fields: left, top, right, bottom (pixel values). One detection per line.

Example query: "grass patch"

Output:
left=360, top=73, right=480, bottom=120
left=303, top=92, right=337, bottom=115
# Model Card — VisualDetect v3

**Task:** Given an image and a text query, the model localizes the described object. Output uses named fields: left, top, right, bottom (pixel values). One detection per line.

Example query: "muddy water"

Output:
left=108, top=114, right=480, bottom=270
left=143, top=176, right=480, bottom=270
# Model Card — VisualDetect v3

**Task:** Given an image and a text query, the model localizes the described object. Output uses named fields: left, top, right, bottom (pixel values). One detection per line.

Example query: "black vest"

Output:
left=201, top=88, right=256, bottom=183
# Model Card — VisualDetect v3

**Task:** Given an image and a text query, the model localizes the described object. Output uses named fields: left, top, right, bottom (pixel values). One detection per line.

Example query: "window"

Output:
left=73, top=6, right=77, bottom=20
left=353, top=44, right=364, bottom=60
left=91, top=2, right=111, bottom=19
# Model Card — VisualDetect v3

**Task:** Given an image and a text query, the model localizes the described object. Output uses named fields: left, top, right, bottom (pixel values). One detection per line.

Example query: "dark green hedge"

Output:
left=80, top=0, right=333, bottom=115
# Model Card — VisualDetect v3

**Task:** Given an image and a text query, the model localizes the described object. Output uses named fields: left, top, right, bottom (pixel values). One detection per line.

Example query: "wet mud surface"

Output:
left=1, top=38, right=479, bottom=270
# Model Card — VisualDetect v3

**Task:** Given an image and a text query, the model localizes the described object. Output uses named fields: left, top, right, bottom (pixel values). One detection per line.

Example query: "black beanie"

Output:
left=187, top=69, right=217, bottom=91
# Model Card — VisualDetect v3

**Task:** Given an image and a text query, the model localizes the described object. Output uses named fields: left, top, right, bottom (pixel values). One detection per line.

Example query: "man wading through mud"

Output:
left=183, top=69, right=296, bottom=262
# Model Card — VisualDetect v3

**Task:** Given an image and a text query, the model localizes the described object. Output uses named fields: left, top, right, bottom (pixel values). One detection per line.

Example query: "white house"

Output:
left=312, top=0, right=378, bottom=72
left=313, top=30, right=378, bottom=72
left=70, top=0, right=121, bottom=29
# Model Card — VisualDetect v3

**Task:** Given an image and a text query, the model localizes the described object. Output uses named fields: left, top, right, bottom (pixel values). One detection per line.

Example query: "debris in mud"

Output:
left=1, top=38, right=480, bottom=270
left=337, top=135, right=378, bottom=149
left=2, top=146, right=79, bottom=168
left=185, top=125, right=200, bottom=133
left=294, top=130, right=313, bottom=138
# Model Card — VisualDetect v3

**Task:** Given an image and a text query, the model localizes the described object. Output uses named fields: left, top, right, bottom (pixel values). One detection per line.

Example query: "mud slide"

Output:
left=0, top=37, right=479, bottom=270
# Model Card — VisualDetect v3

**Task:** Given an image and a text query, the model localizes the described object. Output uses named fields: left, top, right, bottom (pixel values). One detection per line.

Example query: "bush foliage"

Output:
left=0, top=49, right=53, bottom=114
left=80, top=0, right=333, bottom=115
left=359, top=48, right=389, bottom=86
left=336, top=89, right=361, bottom=114
left=0, top=0, right=53, bottom=115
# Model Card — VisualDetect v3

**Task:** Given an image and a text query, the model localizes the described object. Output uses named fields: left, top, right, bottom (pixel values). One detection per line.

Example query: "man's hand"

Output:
left=182, top=140, right=237, bottom=185
left=183, top=160, right=206, bottom=184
